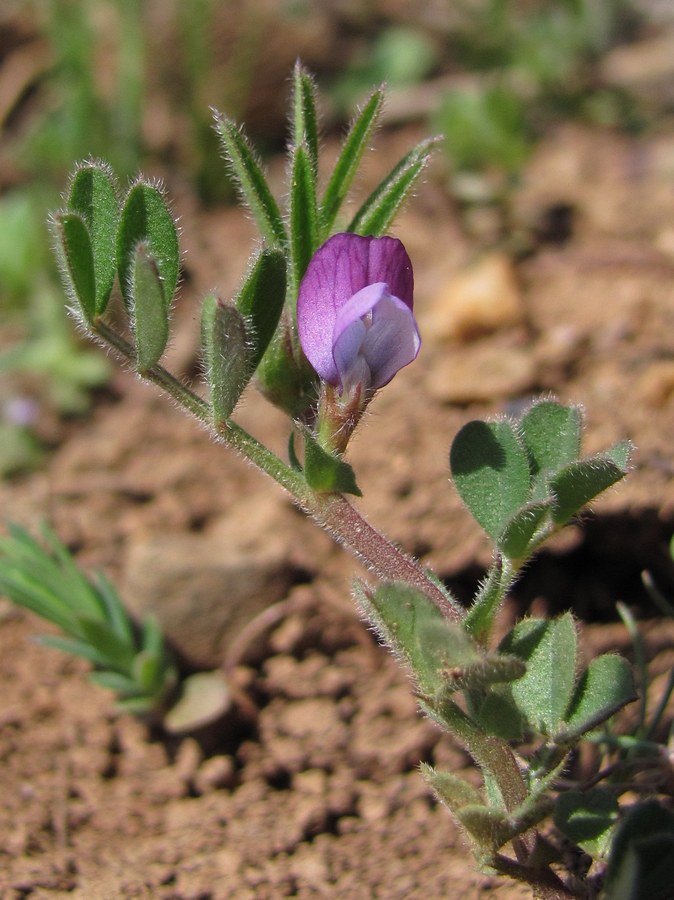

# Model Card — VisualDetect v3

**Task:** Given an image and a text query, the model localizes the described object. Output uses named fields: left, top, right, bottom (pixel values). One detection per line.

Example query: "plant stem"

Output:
left=309, top=492, right=462, bottom=621
left=93, top=320, right=457, bottom=617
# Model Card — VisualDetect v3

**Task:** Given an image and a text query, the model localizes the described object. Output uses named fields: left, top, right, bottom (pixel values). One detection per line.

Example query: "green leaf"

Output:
left=38, top=524, right=105, bottom=619
left=201, top=293, right=251, bottom=422
left=116, top=180, right=179, bottom=313
left=449, top=653, right=525, bottom=693
left=0, top=568, right=77, bottom=634
left=37, top=633, right=112, bottom=668
left=558, top=653, right=635, bottom=740
left=140, top=614, right=164, bottom=657
left=289, top=142, right=319, bottom=296
left=129, top=243, right=170, bottom=372
left=500, top=614, right=578, bottom=736
left=520, top=400, right=582, bottom=498
left=456, top=804, right=515, bottom=851
left=348, top=137, right=439, bottom=237
left=214, top=112, right=286, bottom=247
left=255, top=322, right=319, bottom=419
left=67, top=161, right=119, bottom=315
left=131, top=649, right=162, bottom=693
left=497, top=500, right=550, bottom=561
left=291, top=62, right=319, bottom=179
left=549, top=453, right=630, bottom=525
left=93, top=572, right=134, bottom=646
left=50, top=211, right=96, bottom=323
left=354, top=581, right=480, bottom=697
left=303, top=430, right=362, bottom=496
left=75, top=615, right=135, bottom=671
left=89, top=670, right=142, bottom=695
left=319, top=87, right=384, bottom=236
left=604, top=439, right=633, bottom=469
left=0, top=524, right=104, bottom=632
left=472, top=690, right=527, bottom=741
left=553, top=789, right=618, bottom=858
left=235, top=248, right=287, bottom=370
left=450, top=419, right=531, bottom=540
left=604, top=802, right=674, bottom=900
left=420, top=762, right=484, bottom=814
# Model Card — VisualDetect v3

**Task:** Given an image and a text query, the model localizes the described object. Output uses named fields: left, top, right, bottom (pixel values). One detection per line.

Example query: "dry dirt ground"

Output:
left=2, top=114, right=674, bottom=898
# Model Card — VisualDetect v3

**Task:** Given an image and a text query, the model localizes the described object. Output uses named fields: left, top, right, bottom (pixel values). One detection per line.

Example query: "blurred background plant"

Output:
left=429, top=0, right=645, bottom=244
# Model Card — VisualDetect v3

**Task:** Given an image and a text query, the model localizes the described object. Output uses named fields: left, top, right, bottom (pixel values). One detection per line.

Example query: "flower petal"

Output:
left=365, top=294, right=420, bottom=388
left=297, top=233, right=414, bottom=384
left=332, top=284, right=420, bottom=392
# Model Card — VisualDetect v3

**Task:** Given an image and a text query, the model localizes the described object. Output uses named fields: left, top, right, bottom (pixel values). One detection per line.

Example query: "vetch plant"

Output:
left=3, top=62, right=672, bottom=897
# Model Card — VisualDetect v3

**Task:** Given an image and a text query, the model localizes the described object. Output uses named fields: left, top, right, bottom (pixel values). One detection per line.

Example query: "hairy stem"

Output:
left=308, top=492, right=462, bottom=621
left=92, top=320, right=457, bottom=617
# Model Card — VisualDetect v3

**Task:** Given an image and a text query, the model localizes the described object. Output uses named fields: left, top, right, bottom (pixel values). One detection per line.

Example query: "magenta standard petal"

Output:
left=297, top=233, right=414, bottom=385
left=365, top=237, right=414, bottom=309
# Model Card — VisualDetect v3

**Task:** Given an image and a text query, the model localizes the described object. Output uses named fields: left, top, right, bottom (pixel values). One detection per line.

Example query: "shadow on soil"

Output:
left=443, top=508, right=674, bottom=622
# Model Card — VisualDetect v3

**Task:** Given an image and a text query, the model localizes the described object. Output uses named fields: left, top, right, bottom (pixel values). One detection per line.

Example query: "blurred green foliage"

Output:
left=0, top=0, right=260, bottom=474
left=330, top=26, right=438, bottom=115
left=433, top=0, right=642, bottom=211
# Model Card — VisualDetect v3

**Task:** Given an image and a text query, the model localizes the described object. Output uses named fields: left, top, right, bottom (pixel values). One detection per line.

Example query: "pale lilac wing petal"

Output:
left=332, top=318, right=369, bottom=394
left=332, top=283, right=389, bottom=391
left=365, top=295, right=421, bottom=388
left=332, top=282, right=389, bottom=341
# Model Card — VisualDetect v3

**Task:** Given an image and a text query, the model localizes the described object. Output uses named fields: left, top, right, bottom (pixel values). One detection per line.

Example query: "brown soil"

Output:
left=3, top=46, right=674, bottom=900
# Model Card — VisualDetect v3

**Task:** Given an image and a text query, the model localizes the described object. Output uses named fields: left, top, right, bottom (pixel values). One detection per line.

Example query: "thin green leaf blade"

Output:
left=234, top=248, right=287, bottom=370
left=37, top=633, right=111, bottom=668
left=67, top=161, right=119, bottom=314
left=201, top=292, right=251, bottom=422
left=93, top=572, right=134, bottom=645
left=289, top=142, right=319, bottom=296
left=50, top=211, right=96, bottom=323
left=348, top=137, right=439, bottom=237
left=117, top=180, right=179, bottom=313
left=319, top=87, right=384, bottom=236
left=214, top=112, right=286, bottom=247
left=292, top=61, right=319, bottom=178
left=129, top=243, right=170, bottom=372
left=75, top=615, right=135, bottom=671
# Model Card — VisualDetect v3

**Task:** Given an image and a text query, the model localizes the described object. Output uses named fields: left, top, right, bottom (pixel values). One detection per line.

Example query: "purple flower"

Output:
left=297, top=233, right=420, bottom=394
